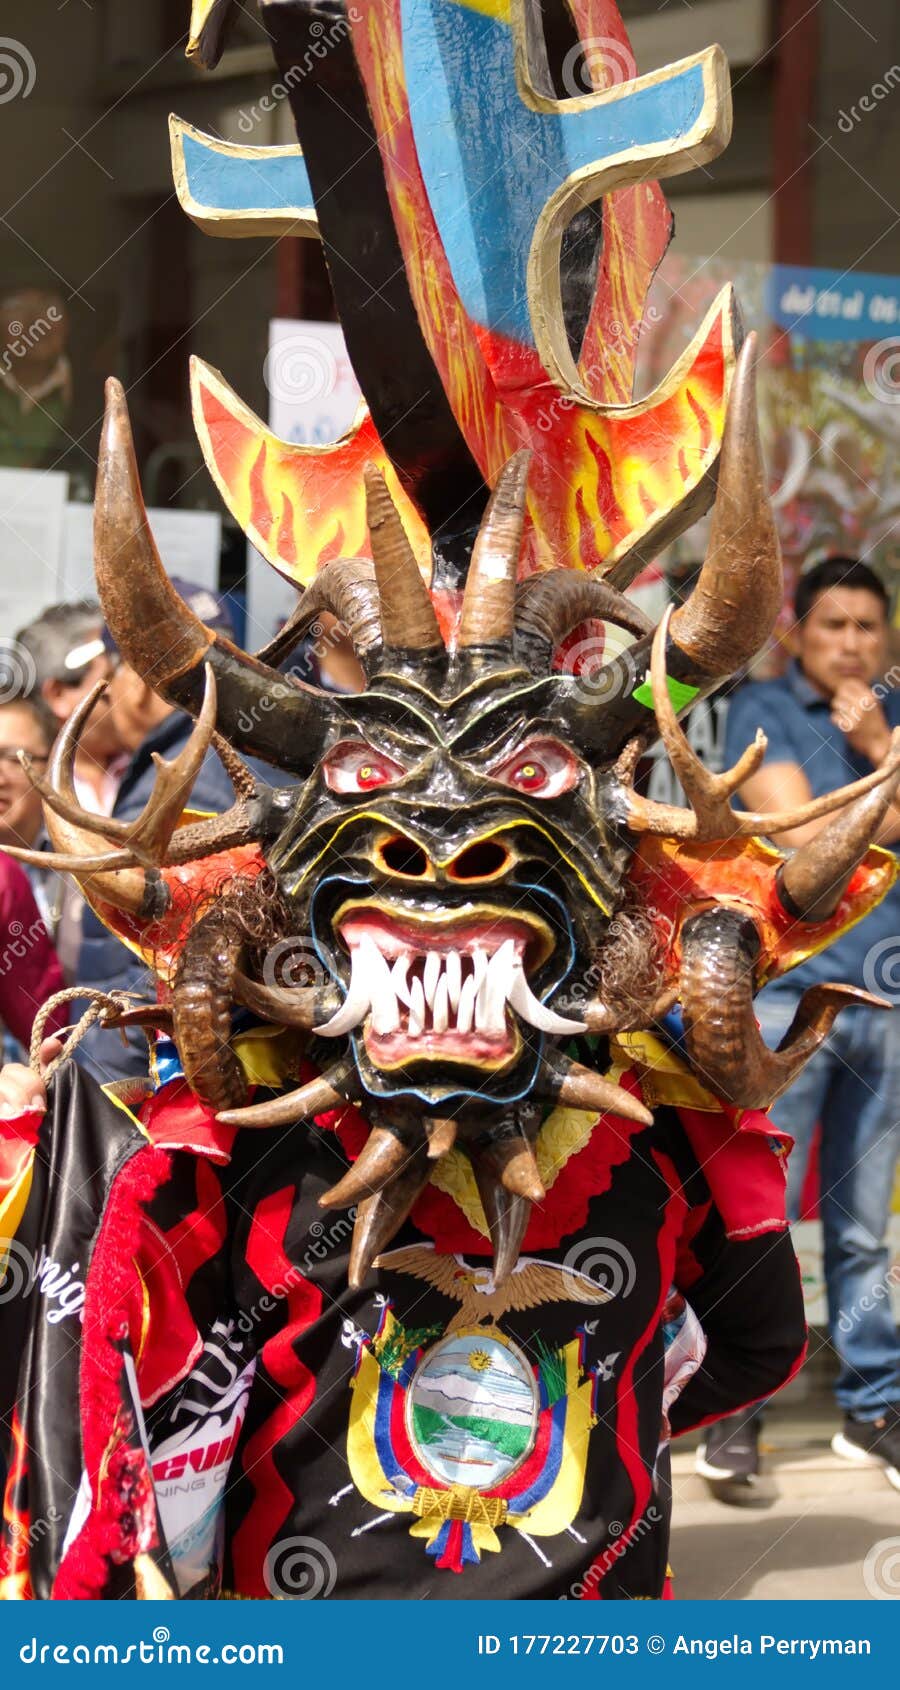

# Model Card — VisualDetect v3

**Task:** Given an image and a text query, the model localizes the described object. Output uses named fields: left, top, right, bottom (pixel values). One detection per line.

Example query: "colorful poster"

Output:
left=637, top=257, right=900, bottom=644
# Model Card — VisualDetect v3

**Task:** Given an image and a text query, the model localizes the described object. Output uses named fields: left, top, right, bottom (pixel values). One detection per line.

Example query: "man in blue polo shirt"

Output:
left=696, top=556, right=900, bottom=1497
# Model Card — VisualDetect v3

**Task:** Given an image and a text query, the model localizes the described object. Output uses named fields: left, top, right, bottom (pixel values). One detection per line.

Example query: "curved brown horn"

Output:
left=217, top=1061, right=356, bottom=1128
left=458, top=451, right=531, bottom=650
left=211, top=733, right=257, bottom=800
left=173, top=904, right=248, bottom=1112
left=669, top=333, right=783, bottom=677
left=580, top=985, right=679, bottom=1039
left=27, top=683, right=154, bottom=917
left=254, top=558, right=383, bottom=671
left=363, top=466, right=443, bottom=655
left=95, top=379, right=328, bottom=771
left=542, top=1054, right=653, bottom=1125
left=514, top=570, right=653, bottom=673
left=27, top=666, right=219, bottom=868
left=778, top=759, right=900, bottom=920
left=468, top=1143, right=533, bottom=1286
left=472, top=1131, right=546, bottom=1204
left=319, top=1126, right=414, bottom=1209
left=679, top=907, right=888, bottom=1109
left=348, top=1149, right=432, bottom=1289
left=230, top=970, right=319, bottom=1030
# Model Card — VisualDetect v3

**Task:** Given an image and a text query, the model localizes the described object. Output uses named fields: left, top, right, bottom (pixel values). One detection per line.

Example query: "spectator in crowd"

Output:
left=15, top=600, right=123, bottom=812
left=0, top=697, right=68, bottom=937
left=73, top=582, right=238, bottom=1086
left=0, top=853, right=65, bottom=1055
left=696, top=556, right=900, bottom=1496
left=0, top=697, right=54, bottom=856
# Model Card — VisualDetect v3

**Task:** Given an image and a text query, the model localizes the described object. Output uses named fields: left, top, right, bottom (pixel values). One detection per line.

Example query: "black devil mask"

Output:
left=15, top=341, right=900, bottom=1288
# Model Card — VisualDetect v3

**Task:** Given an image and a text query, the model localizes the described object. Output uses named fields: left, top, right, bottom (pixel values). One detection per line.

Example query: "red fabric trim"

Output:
left=676, top=1104, right=789, bottom=1241
left=674, top=1198, right=712, bottom=1292
left=140, top=1078, right=237, bottom=1164
left=230, top=1187, right=323, bottom=1598
left=0, top=1112, right=42, bottom=1150
left=136, top=1158, right=228, bottom=1408
left=582, top=1153, right=686, bottom=1601
left=0, top=1132, right=37, bottom=1196
left=52, top=1145, right=172, bottom=1600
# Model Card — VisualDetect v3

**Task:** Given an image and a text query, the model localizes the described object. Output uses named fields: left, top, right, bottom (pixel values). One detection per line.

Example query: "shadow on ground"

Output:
left=671, top=1508, right=893, bottom=1600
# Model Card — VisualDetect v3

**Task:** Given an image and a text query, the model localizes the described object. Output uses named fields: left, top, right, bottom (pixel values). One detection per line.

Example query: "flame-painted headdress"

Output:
left=14, top=0, right=900, bottom=1288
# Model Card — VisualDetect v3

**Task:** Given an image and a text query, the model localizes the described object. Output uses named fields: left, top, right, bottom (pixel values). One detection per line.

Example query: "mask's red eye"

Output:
left=510, top=759, right=547, bottom=792
left=490, top=737, right=578, bottom=798
left=323, top=740, right=407, bottom=794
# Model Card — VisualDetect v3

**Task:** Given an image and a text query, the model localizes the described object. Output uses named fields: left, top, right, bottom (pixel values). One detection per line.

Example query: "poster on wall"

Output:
left=637, top=257, right=900, bottom=641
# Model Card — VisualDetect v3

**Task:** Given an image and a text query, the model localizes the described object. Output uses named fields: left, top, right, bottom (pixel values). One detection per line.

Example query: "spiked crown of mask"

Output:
left=15, top=0, right=900, bottom=1288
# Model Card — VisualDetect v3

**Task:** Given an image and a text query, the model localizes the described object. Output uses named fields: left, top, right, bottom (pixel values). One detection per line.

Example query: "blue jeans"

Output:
left=757, top=991, right=900, bottom=1419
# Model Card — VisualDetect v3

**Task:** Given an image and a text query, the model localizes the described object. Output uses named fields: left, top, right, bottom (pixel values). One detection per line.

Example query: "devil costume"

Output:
left=2, top=0, right=900, bottom=1600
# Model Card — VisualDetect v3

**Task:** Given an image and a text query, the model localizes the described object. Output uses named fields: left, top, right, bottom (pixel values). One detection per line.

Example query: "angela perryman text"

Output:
left=672, top=1636, right=872, bottom=1659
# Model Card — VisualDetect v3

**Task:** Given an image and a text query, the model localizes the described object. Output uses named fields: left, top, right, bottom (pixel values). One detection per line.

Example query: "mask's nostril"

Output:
left=378, top=835, right=430, bottom=878
left=448, top=840, right=511, bottom=881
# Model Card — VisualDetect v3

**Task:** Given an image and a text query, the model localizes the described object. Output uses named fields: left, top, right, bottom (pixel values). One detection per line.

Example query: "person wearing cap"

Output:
left=73, top=581, right=240, bottom=1086
left=15, top=600, right=124, bottom=813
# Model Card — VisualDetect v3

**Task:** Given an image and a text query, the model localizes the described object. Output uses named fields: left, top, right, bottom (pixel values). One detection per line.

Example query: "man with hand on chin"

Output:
left=697, top=556, right=900, bottom=1498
